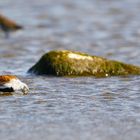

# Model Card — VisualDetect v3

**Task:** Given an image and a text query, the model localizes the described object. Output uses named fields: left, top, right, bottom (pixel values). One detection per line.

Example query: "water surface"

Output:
left=0, top=0, right=140, bottom=140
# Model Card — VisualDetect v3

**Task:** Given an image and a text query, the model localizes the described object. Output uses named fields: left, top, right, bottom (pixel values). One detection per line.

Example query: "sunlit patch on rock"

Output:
left=68, top=53, right=93, bottom=60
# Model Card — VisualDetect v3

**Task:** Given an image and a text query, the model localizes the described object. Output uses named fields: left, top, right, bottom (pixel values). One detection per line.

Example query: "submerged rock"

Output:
left=28, top=50, right=140, bottom=77
left=0, top=14, right=23, bottom=38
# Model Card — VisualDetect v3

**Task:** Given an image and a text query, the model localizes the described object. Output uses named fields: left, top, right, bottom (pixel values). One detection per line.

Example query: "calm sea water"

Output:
left=0, top=0, right=140, bottom=140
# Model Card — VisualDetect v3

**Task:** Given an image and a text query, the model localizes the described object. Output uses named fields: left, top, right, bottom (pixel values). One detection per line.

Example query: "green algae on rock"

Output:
left=28, top=50, right=140, bottom=77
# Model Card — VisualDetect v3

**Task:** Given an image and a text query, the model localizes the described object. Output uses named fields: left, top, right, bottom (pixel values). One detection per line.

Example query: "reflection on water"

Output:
left=0, top=0, right=140, bottom=140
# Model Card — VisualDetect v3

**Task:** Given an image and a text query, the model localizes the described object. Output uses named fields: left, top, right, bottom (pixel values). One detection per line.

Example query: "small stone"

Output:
left=0, top=14, right=23, bottom=38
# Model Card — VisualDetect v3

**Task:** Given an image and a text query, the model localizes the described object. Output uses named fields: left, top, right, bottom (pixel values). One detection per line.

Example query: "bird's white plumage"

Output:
left=4, top=78, right=28, bottom=90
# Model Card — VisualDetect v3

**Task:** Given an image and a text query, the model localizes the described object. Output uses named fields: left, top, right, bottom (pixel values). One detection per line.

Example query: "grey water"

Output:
left=0, top=0, right=140, bottom=140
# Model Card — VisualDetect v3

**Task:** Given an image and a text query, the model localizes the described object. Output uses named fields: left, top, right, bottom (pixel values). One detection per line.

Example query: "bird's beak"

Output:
left=22, top=86, right=29, bottom=95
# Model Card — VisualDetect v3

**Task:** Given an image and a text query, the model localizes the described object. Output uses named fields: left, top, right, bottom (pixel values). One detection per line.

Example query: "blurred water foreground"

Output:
left=0, top=0, right=140, bottom=140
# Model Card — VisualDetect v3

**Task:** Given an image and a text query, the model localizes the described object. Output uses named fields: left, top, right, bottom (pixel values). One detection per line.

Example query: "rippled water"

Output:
left=0, top=0, right=140, bottom=140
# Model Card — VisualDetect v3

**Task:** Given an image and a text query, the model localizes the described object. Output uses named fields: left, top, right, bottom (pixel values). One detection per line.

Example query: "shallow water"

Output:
left=0, top=0, right=140, bottom=140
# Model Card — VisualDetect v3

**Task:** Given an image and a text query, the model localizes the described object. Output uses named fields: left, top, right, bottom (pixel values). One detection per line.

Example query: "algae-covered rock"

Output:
left=28, top=50, right=140, bottom=77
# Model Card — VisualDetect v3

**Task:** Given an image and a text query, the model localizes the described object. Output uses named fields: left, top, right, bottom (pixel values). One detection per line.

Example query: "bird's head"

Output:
left=21, top=83, right=29, bottom=95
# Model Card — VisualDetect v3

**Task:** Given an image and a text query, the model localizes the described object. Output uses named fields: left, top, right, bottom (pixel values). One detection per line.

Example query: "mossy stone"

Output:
left=28, top=50, right=140, bottom=77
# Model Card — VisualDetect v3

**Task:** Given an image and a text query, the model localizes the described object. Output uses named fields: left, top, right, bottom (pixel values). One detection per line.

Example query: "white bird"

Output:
left=0, top=75, right=29, bottom=94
